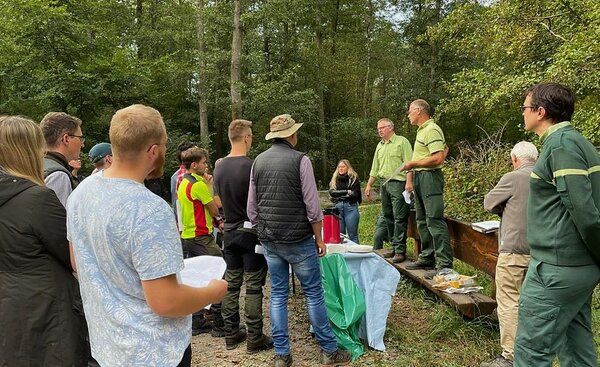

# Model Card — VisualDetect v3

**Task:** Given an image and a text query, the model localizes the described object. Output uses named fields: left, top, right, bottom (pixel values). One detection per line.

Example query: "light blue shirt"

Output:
left=67, top=172, right=190, bottom=367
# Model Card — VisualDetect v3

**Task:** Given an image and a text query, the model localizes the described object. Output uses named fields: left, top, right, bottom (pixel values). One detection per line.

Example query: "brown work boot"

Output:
left=247, top=333, right=274, bottom=354
left=391, top=253, right=406, bottom=263
left=320, top=348, right=351, bottom=366
left=274, top=354, right=292, bottom=367
left=225, top=328, right=247, bottom=350
left=376, top=249, right=394, bottom=258
left=405, top=260, right=435, bottom=270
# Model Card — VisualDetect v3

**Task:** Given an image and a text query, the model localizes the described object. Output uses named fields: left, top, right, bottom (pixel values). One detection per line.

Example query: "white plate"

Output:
left=346, top=244, right=373, bottom=253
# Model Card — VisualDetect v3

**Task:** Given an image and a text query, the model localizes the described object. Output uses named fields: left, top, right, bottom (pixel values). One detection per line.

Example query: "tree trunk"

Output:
left=230, top=0, right=242, bottom=120
left=195, top=0, right=209, bottom=143
left=363, top=0, right=373, bottom=119
left=136, top=0, right=143, bottom=58
left=315, top=6, right=328, bottom=183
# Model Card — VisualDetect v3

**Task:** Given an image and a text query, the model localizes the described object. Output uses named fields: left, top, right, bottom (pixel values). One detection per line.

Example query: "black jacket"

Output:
left=0, top=172, right=88, bottom=366
left=329, top=174, right=362, bottom=205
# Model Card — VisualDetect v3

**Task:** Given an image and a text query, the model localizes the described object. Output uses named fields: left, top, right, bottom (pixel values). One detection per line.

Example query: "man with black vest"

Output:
left=247, top=114, right=351, bottom=367
left=40, top=112, right=84, bottom=207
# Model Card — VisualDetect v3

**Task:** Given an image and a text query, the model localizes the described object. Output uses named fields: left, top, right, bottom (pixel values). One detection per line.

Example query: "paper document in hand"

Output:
left=402, top=190, right=411, bottom=204
left=471, top=220, right=500, bottom=233
left=179, top=256, right=226, bottom=288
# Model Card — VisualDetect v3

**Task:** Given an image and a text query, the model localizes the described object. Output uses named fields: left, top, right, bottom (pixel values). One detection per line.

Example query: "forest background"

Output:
left=1, top=0, right=599, bottom=186
left=2, top=1, right=599, bottom=363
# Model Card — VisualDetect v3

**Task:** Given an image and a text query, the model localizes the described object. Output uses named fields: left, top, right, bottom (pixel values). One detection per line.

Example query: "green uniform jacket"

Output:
left=528, top=121, right=600, bottom=266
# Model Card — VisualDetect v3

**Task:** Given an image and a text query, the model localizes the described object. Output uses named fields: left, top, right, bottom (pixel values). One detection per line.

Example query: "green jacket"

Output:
left=528, top=122, right=600, bottom=266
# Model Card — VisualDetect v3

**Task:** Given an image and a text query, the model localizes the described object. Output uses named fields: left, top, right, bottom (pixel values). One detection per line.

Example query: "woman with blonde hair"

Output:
left=328, top=159, right=362, bottom=243
left=0, top=116, right=88, bottom=366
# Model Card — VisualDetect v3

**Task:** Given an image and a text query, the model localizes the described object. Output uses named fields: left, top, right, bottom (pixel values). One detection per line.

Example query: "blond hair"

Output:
left=109, top=104, right=166, bottom=159
left=329, top=159, right=359, bottom=189
left=0, top=116, right=46, bottom=186
left=181, top=147, right=209, bottom=169
left=228, top=119, right=252, bottom=142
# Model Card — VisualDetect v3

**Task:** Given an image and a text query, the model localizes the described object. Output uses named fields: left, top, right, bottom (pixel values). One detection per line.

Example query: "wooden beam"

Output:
left=391, top=259, right=497, bottom=319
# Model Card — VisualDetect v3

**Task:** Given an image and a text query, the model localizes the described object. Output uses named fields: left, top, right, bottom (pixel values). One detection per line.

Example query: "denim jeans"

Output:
left=334, top=201, right=360, bottom=244
left=262, top=237, right=338, bottom=356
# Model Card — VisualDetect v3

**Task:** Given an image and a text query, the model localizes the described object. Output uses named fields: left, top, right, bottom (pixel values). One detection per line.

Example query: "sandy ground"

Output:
left=190, top=280, right=402, bottom=366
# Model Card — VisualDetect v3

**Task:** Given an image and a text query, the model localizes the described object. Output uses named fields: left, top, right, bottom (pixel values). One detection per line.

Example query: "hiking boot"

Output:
left=192, top=316, right=212, bottom=336
left=247, top=333, right=274, bottom=354
left=391, top=253, right=406, bottom=263
left=376, top=249, right=394, bottom=258
left=480, top=355, right=512, bottom=367
left=274, top=354, right=292, bottom=367
left=225, top=328, right=247, bottom=350
left=320, top=348, right=351, bottom=366
left=211, top=324, right=226, bottom=338
left=405, top=260, right=435, bottom=270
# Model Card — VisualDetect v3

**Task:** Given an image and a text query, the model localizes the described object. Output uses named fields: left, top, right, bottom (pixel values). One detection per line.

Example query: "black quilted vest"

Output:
left=253, top=140, right=313, bottom=243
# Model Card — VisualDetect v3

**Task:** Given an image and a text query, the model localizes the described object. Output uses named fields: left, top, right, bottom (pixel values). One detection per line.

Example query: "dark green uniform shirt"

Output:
left=528, top=121, right=600, bottom=266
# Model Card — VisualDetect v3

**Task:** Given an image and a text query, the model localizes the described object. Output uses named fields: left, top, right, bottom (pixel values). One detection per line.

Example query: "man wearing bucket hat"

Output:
left=247, top=114, right=351, bottom=367
left=88, top=142, right=113, bottom=174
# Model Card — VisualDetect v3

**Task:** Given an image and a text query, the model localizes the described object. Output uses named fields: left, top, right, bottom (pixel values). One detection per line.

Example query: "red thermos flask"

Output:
left=322, top=207, right=341, bottom=244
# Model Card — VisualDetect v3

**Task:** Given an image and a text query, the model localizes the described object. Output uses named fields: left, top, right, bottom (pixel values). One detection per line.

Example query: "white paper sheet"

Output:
left=402, top=190, right=411, bottom=204
left=178, top=256, right=226, bottom=288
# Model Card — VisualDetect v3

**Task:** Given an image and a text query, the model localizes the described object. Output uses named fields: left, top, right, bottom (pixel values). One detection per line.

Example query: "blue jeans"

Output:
left=262, top=237, right=338, bottom=356
left=335, top=201, right=360, bottom=244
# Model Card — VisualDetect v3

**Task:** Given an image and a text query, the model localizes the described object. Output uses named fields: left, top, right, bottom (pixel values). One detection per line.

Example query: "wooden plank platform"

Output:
left=387, top=258, right=497, bottom=319
left=386, top=210, right=499, bottom=319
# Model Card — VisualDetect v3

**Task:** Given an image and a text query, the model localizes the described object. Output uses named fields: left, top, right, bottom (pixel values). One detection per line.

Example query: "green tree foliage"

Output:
left=0, top=0, right=598, bottom=182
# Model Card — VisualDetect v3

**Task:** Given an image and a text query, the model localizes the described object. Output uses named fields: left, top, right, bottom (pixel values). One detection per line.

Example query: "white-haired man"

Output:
left=481, top=141, right=538, bottom=367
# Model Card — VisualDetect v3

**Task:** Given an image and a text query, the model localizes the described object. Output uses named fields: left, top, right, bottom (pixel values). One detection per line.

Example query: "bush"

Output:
left=443, top=128, right=514, bottom=222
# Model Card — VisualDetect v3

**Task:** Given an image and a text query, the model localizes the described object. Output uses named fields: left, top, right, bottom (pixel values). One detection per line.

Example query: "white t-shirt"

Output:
left=67, top=172, right=190, bottom=366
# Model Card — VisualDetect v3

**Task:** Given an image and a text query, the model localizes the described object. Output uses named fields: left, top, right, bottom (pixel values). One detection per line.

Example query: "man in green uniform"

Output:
left=365, top=118, right=413, bottom=263
left=513, top=82, right=600, bottom=367
left=402, top=99, right=453, bottom=273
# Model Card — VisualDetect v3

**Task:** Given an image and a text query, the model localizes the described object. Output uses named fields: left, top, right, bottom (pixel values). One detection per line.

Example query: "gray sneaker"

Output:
left=480, top=356, right=512, bottom=367
left=320, top=348, right=351, bottom=366
left=274, top=354, right=292, bottom=367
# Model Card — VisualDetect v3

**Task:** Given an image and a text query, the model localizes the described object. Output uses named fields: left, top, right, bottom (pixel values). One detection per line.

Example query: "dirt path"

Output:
left=190, top=282, right=402, bottom=366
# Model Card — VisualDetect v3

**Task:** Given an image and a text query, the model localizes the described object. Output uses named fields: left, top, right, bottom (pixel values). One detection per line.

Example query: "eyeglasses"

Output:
left=519, top=105, right=537, bottom=113
left=68, top=134, right=85, bottom=143
left=377, top=125, right=392, bottom=131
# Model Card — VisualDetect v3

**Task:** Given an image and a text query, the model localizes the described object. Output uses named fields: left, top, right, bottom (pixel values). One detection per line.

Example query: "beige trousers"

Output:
left=495, top=252, right=530, bottom=361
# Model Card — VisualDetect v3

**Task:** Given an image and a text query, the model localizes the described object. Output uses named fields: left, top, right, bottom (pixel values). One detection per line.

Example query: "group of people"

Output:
left=0, top=107, right=352, bottom=367
left=0, top=82, right=598, bottom=367
left=363, top=98, right=453, bottom=277
left=326, top=83, right=600, bottom=367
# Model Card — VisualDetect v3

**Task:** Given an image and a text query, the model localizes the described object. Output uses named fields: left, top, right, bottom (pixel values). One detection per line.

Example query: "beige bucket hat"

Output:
left=265, top=114, right=303, bottom=140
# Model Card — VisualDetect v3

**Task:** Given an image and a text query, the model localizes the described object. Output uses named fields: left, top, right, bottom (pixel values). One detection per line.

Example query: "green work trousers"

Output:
left=221, top=230, right=268, bottom=336
left=514, top=258, right=600, bottom=367
left=380, top=180, right=410, bottom=255
left=373, top=213, right=389, bottom=250
left=413, top=169, right=453, bottom=268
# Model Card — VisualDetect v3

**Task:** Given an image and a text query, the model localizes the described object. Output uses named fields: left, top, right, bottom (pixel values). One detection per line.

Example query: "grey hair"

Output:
left=510, top=141, right=538, bottom=163
left=377, top=118, right=394, bottom=129
left=410, top=99, right=431, bottom=116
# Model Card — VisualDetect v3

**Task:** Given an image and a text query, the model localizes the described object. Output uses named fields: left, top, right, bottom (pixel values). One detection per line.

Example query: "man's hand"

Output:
left=206, top=279, right=228, bottom=303
left=316, top=240, right=327, bottom=257
left=365, top=185, right=372, bottom=199
left=203, top=172, right=213, bottom=184
left=400, top=161, right=414, bottom=171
